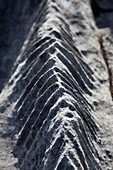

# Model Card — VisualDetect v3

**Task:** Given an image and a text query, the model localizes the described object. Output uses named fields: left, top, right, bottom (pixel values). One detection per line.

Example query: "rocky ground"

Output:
left=0, top=0, right=113, bottom=170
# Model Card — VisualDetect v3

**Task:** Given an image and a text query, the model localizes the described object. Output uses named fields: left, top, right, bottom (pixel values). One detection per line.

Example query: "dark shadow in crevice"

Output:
left=91, top=0, right=113, bottom=18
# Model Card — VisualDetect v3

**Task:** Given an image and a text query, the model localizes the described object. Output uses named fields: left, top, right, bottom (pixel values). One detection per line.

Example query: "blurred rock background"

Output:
left=0, top=0, right=41, bottom=92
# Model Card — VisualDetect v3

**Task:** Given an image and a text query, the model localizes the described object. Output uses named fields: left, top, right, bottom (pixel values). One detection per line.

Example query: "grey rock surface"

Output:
left=0, top=0, right=113, bottom=170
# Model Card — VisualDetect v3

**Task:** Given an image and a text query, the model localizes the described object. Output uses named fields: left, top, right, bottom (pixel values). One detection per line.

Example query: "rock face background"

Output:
left=0, top=0, right=41, bottom=92
left=0, top=0, right=113, bottom=170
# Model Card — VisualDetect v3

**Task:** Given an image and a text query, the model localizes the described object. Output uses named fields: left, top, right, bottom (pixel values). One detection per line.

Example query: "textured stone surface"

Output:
left=93, top=0, right=113, bottom=99
left=0, top=0, right=113, bottom=170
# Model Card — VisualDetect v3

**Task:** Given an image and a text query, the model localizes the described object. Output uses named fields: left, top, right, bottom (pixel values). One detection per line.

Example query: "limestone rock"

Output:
left=0, top=0, right=113, bottom=170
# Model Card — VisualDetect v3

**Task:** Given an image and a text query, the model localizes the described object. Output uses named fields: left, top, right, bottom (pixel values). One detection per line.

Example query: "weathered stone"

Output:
left=0, top=0, right=113, bottom=170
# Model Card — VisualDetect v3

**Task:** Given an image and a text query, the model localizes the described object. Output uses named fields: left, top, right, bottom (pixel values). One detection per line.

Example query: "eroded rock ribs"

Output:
left=11, top=0, right=101, bottom=169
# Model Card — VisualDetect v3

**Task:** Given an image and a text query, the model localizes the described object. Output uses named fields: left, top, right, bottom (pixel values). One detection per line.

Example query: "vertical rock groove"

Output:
left=90, top=0, right=113, bottom=99
left=99, top=36, right=113, bottom=98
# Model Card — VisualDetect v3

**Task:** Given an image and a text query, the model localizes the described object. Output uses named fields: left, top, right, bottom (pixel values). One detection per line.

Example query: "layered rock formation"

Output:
left=0, top=0, right=113, bottom=170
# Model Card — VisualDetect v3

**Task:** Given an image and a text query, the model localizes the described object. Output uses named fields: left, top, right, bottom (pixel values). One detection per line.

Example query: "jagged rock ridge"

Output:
left=6, top=0, right=101, bottom=169
left=0, top=0, right=113, bottom=170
